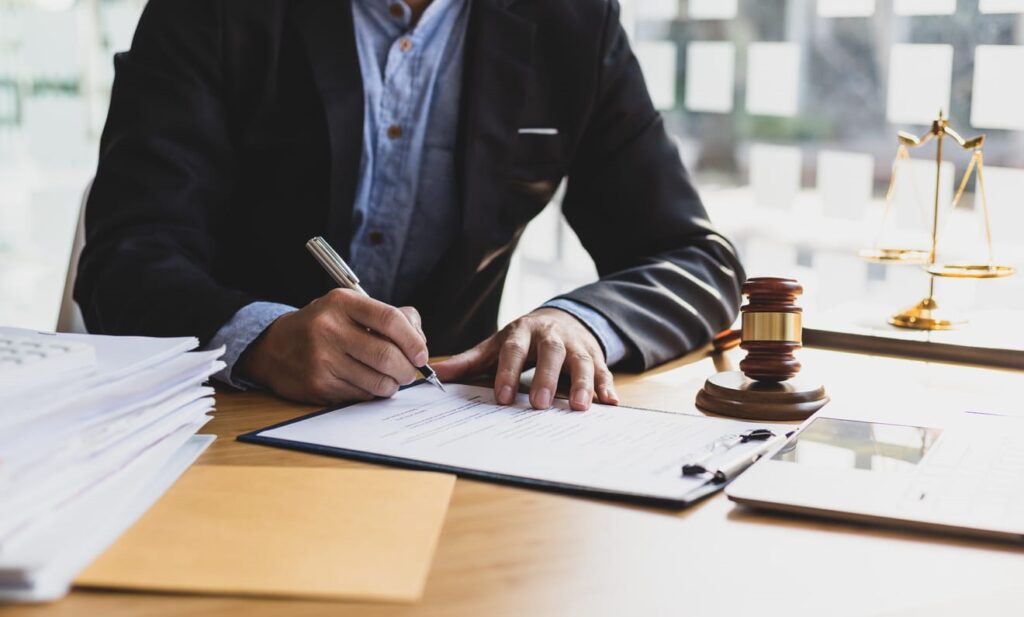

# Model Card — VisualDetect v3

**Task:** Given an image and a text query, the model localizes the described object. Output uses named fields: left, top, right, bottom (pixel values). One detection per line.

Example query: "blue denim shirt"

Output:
left=209, top=0, right=627, bottom=388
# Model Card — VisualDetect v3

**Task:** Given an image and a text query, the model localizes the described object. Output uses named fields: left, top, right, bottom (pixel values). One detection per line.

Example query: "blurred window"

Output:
left=0, top=0, right=1021, bottom=329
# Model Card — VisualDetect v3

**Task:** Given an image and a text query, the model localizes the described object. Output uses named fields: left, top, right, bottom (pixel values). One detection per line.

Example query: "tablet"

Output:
left=726, top=416, right=1024, bottom=543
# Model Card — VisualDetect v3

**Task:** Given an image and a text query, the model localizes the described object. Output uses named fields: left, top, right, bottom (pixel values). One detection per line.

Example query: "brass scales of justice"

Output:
left=859, top=110, right=1015, bottom=330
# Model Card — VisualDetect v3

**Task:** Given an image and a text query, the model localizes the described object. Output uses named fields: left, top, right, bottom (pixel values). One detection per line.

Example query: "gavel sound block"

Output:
left=695, top=277, right=829, bottom=421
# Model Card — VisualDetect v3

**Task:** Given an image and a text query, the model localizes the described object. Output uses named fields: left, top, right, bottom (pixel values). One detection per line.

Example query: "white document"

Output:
left=0, top=334, right=96, bottom=395
left=255, top=384, right=784, bottom=504
left=0, top=351, right=224, bottom=463
left=0, top=432, right=214, bottom=602
left=0, top=399, right=214, bottom=544
left=0, top=327, right=199, bottom=430
left=0, top=328, right=222, bottom=602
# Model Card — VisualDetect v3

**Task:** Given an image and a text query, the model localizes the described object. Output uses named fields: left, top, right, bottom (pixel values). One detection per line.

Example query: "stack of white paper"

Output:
left=0, top=327, right=223, bottom=602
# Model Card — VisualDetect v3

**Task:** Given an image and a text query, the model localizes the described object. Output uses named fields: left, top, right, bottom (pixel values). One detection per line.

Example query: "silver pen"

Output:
left=681, top=429, right=788, bottom=484
left=305, top=236, right=446, bottom=392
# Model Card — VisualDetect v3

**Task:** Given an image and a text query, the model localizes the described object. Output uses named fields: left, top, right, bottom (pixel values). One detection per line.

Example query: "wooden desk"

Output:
left=4, top=348, right=1023, bottom=617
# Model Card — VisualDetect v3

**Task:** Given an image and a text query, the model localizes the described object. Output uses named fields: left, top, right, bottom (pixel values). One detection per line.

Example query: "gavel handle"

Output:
left=712, top=329, right=742, bottom=353
left=710, top=329, right=740, bottom=374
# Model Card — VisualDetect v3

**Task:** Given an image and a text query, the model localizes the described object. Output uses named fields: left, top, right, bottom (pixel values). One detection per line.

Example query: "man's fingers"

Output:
left=314, top=377, right=375, bottom=405
left=344, top=327, right=419, bottom=385
left=594, top=362, right=619, bottom=405
left=333, top=353, right=403, bottom=398
left=398, top=306, right=426, bottom=342
left=567, top=349, right=595, bottom=411
left=433, top=337, right=496, bottom=382
left=344, top=293, right=428, bottom=366
left=530, top=330, right=565, bottom=410
left=493, top=324, right=530, bottom=405
left=304, top=357, right=376, bottom=405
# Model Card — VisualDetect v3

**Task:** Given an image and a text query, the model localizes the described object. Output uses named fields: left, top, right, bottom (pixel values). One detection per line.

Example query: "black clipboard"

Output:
left=238, top=384, right=737, bottom=509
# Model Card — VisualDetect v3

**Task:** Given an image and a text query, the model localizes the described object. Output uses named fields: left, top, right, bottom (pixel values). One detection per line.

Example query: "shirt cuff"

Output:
left=541, top=298, right=629, bottom=367
left=205, top=301, right=297, bottom=390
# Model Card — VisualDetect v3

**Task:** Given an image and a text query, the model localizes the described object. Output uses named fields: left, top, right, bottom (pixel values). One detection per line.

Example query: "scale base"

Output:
left=695, top=371, right=829, bottom=422
left=889, top=297, right=965, bottom=331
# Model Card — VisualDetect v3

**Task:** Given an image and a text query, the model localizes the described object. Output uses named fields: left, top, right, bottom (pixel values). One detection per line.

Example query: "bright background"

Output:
left=1, top=0, right=1022, bottom=332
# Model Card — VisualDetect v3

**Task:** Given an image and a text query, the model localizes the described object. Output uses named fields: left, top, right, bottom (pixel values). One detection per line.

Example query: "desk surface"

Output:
left=4, top=348, right=1023, bottom=617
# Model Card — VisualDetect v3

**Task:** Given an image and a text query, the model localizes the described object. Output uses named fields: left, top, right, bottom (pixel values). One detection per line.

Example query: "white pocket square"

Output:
left=517, top=127, right=559, bottom=135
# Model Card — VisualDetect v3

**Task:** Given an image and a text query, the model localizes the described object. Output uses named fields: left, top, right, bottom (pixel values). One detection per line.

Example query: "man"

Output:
left=75, top=0, right=744, bottom=411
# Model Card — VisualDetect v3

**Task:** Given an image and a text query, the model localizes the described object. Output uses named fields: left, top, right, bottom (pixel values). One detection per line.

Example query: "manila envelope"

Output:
left=76, top=465, right=455, bottom=602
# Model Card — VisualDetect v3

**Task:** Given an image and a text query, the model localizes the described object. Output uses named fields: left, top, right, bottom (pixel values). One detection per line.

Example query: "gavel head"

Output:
left=738, top=277, right=803, bottom=383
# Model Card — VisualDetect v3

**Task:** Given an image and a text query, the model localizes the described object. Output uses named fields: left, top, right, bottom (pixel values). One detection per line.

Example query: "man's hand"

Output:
left=434, top=308, right=620, bottom=411
left=237, top=289, right=428, bottom=405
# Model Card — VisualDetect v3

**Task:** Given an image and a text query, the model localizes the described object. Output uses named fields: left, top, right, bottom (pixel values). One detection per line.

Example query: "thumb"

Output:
left=433, top=337, right=498, bottom=382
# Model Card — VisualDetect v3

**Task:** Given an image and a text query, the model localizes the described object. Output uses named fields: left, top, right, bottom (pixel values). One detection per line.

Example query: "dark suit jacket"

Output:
left=75, top=0, right=745, bottom=371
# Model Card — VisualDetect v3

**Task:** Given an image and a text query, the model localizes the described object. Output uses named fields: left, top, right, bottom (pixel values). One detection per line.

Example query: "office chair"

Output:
left=56, top=181, right=89, bottom=334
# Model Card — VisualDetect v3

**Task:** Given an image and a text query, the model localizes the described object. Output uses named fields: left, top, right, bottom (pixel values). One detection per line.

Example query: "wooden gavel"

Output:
left=710, top=278, right=805, bottom=381
left=737, top=277, right=803, bottom=383
left=698, top=277, right=826, bottom=421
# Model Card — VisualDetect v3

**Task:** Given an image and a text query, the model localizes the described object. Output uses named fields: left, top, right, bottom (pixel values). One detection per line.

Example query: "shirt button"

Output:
left=386, top=125, right=403, bottom=139
left=399, top=38, right=413, bottom=53
left=368, top=231, right=385, bottom=246
left=388, top=3, right=403, bottom=18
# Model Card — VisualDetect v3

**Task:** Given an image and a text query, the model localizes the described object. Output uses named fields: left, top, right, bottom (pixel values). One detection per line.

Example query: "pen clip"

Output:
left=737, top=428, right=774, bottom=443
left=315, top=237, right=359, bottom=284
left=332, top=251, right=360, bottom=285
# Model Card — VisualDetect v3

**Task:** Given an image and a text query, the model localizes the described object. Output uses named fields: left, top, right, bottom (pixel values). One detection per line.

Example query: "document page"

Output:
left=258, top=384, right=782, bottom=502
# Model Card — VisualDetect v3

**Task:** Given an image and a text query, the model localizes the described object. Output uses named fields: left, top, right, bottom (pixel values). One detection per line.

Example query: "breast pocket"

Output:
left=502, top=130, right=565, bottom=226
left=511, top=130, right=564, bottom=169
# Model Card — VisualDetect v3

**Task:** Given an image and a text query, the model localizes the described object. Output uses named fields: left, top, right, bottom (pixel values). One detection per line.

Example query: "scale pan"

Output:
left=925, top=264, right=1016, bottom=279
left=858, top=248, right=930, bottom=264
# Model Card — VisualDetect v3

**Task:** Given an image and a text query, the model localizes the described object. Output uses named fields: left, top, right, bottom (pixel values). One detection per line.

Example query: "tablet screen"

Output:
left=772, top=417, right=943, bottom=472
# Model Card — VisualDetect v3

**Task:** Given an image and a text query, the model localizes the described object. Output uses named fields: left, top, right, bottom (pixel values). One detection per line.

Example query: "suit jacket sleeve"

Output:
left=557, top=0, right=745, bottom=371
left=74, top=0, right=253, bottom=343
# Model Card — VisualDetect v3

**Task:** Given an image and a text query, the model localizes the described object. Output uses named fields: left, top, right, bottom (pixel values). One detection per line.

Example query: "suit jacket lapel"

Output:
left=459, top=0, right=536, bottom=249
left=288, top=0, right=363, bottom=255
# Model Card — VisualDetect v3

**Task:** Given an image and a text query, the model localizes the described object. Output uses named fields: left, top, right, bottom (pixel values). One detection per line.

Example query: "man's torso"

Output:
left=196, top=0, right=614, bottom=351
